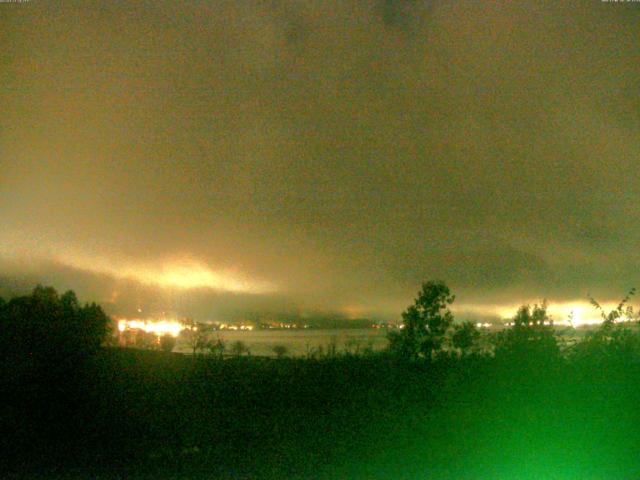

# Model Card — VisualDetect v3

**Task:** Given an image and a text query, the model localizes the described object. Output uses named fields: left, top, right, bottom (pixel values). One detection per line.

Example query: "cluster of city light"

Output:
left=117, top=319, right=183, bottom=337
left=218, top=324, right=254, bottom=331
left=116, top=319, right=259, bottom=336
left=475, top=322, right=493, bottom=328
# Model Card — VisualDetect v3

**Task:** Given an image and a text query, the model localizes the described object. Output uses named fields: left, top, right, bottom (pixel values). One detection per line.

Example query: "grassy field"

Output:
left=5, top=345, right=640, bottom=479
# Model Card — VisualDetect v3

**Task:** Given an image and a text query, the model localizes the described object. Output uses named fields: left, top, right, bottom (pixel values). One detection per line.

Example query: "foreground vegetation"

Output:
left=3, top=284, right=640, bottom=479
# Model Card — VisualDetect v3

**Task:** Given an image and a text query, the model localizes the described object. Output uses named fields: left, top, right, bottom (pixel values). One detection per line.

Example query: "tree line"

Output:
left=3, top=282, right=639, bottom=364
left=388, top=280, right=640, bottom=365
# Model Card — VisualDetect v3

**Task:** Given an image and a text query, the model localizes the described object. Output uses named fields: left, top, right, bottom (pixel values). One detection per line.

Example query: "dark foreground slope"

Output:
left=4, top=346, right=640, bottom=480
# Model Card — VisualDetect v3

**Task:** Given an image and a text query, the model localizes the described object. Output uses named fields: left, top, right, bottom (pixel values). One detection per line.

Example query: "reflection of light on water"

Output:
left=117, top=319, right=183, bottom=337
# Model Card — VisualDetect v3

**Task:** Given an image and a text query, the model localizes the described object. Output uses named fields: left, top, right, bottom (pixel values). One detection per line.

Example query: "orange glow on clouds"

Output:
left=0, top=235, right=276, bottom=295
left=57, top=250, right=277, bottom=294
left=128, top=260, right=276, bottom=293
left=0, top=232, right=276, bottom=294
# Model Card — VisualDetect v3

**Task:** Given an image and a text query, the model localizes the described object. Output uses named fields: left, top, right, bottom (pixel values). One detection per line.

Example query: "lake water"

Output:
left=172, top=325, right=601, bottom=357
left=175, top=328, right=391, bottom=357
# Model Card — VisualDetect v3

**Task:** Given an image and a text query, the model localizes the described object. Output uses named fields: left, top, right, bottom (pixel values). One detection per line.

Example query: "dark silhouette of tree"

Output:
left=0, top=285, right=112, bottom=460
left=0, top=285, right=111, bottom=371
left=230, top=340, right=250, bottom=357
left=272, top=344, right=288, bottom=359
left=452, top=321, right=481, bottom=356
left=180, top=318, right=211, bottom=356
left=388, top=280, right=455, bottom=360
left=494, top=302, right=559, bottom=363
left=208, top=334, right=226, bottom=359
left=574, top=288, right=640, bottom=361
left=159, top=334, right=176, bottom=353
left=589, top=287, right=636, bottom=326
left=135, top=330, right=158, bottom=349
left=60, top=290, right=79, bottom=311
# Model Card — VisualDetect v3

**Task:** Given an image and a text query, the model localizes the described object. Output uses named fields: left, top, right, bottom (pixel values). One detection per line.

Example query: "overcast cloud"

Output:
left=1, top=0, right=639, bottom=321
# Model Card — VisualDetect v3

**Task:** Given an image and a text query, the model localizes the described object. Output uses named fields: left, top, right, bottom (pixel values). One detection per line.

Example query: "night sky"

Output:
left=1, top=1, right=639, bottom=322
